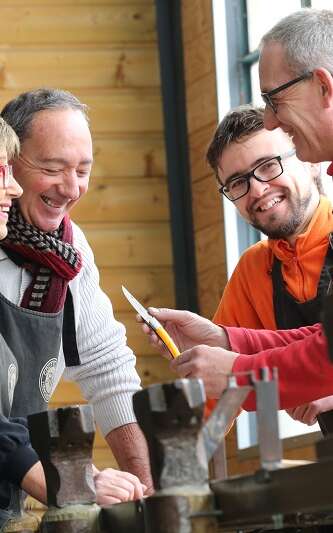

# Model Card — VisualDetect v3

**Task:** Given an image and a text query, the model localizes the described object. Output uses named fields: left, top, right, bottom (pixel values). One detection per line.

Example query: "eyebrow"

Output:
left=39, top=157, right=93, bottom=166
left=223, top=155, right=277, bottom=185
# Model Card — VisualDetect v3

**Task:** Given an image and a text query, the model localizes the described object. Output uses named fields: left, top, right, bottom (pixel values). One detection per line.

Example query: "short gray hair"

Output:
left=1, top=88, right=89, bottom=143
left=260, top=9, right=333, bottom=75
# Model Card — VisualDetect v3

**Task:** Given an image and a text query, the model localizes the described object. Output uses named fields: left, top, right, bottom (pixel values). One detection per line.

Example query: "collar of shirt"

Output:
left=0, top=248, right=9, bottom=262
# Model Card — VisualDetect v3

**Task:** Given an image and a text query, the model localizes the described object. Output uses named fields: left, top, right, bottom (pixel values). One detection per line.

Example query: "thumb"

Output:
left=147, top=307, right=187, bottom=324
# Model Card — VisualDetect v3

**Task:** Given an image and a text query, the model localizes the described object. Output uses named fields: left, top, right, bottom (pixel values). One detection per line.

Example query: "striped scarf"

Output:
left=1, top=204, right=82, bottom=312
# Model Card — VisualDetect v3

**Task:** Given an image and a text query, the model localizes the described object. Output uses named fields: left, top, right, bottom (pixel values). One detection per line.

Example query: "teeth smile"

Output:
left=41, top=195, right=62, bottom=208
left=257, top=197, right=283, bottom=212
left=0, top=207, right=9, bottom=213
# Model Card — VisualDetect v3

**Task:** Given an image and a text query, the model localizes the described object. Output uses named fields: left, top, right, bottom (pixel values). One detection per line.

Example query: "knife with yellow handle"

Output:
left=122, top=285, right=180, bottom=358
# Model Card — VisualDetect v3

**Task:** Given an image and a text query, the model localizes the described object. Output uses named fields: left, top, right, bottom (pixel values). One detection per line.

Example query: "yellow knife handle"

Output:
left=155, top=326, right=180, bottom=358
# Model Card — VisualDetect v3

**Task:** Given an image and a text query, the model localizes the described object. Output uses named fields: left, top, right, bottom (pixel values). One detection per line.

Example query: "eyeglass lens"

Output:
left=225, top=158, right=282, bottom=200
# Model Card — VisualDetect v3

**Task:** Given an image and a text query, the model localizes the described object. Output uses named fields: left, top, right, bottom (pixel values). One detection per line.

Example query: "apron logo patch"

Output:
left=39, top=358, right=57, bottom=403
left=7, top=363, right=17, bottom=407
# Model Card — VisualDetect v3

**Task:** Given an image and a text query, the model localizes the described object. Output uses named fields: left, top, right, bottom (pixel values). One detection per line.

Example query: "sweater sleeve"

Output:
left=62, top=224, right=141, bottom=436
left=225, top=323, right=320, bottom=354
left=229, top=325, right=333, bottom=411
left=0, top=416, right=39, bottom=486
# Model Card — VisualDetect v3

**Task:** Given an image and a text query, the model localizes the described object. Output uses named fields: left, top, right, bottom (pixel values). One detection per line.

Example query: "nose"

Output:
left=59, top=170, right=80, bottom=200
left=248, top=176, right=270, bottom=198
left=263, top=106, right=280, bottom=131
left=7, top=173, right=23, bottom=199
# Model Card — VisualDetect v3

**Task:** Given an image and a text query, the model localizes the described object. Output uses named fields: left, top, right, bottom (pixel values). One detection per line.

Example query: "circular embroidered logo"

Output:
left=39, top=358, right=57, bottom=403
left=8, top=363, right=17, bottom=408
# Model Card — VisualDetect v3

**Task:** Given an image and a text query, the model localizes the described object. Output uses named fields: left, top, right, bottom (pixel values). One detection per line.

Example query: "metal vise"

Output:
left=100, top=376, right=252, bottom=533
left=27, top=405, right=99, bottom=533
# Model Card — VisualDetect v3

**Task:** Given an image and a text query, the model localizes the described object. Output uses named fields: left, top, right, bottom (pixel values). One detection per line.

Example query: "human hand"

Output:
left=169, top=345, right=237, bottom=398
left=286, top=395, right=333, bottom=426
left=92, top=465, right=147, bottom=505
left=137, top=308, right=230, bottom=359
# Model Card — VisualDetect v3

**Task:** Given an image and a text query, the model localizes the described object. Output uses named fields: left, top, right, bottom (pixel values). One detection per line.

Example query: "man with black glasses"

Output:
left=140, top=103, right=333, bottom=421
left=209, top=105, right=333, bottom=429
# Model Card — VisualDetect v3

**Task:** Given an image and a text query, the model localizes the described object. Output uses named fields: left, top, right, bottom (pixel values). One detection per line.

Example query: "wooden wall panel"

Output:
left=182, top=0, right=213, bottom=44
left=192, top=175, right=223, bottom=232
left=72, top=177, right=169, bottom=223
left=0, top=4, right=156, bottom=45
left=98, top=267, right=175, bottom=311
left=188, top=122, right=216, bottom=183
left=92, top=134, right=166, bottom=179
left=0, top=46, right=159, bottom=90
left=197, top=264, right=227, bottom=319
left=80, top=223, right=172, bottom=267
left=181, top=0, right=225, bottom=320
left=186, top=72, right=218, bottom=136
left=0, top=89, right=163, bottom=135
left=0, top=0, right=175, bottom=478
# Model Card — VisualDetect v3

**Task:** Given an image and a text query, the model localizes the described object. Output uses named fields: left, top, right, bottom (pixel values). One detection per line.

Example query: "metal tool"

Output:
left=198, top=376, right=252, bottom=468
left=28, top=405, right=99, bottom=532
left=122, top=285, right=180, bottom=358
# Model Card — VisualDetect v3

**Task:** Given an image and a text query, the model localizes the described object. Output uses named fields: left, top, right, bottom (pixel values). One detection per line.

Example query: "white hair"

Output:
left=260, top=9, right=333, bottom=75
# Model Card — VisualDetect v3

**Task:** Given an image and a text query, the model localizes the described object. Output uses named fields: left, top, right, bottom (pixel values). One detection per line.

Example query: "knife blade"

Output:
left=122, top=286, right=180, bottom=359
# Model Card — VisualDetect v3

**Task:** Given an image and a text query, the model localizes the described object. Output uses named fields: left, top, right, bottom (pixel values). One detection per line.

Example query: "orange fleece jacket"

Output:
left=213, top=196, right=333, bottom=329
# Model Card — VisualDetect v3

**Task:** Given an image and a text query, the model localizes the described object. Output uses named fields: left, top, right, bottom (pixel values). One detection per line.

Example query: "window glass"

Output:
left=312, top=0, right=333, bottom=7
left=247, top=0, right=302, bottom=104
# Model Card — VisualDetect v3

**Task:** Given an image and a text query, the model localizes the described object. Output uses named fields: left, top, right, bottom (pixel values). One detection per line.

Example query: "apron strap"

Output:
left=62, top=289, right=80, bottom=367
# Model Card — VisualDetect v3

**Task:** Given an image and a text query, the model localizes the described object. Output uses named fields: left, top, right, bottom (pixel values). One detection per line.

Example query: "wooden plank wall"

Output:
left=0, top=0, right=175, bottom=470
left=181, top=0, right=227, bottom=320
left=180, top=0, right=315, bottom=476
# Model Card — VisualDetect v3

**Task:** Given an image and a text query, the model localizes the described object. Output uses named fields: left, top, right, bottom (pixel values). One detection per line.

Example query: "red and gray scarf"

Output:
left=1, top=204, right=82, bottom=312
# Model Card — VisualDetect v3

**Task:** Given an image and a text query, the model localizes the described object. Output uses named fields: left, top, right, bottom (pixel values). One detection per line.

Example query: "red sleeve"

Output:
left=230, top=326, right=333, bottom=411
left=224, top=323, right=320, bottom=354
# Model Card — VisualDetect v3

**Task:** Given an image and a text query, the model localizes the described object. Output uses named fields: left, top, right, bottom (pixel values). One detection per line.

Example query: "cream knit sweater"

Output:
left=0, top=221, right=141, bottom=436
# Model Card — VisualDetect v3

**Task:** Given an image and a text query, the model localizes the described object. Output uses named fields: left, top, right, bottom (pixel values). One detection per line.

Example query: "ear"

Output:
left=313, top=68, right=333, bottom=108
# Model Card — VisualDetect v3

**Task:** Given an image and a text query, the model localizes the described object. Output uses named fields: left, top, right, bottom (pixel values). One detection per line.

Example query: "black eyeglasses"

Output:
left=219, top=150, right=296, bottom=202
left=261, top=72, right=313, bottom=113
left=0, top=164, right=13, bottom=189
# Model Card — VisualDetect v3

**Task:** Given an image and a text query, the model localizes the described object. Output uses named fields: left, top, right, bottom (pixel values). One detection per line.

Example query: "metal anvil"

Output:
left=132, top=377, right=251, bottom=489
left=28, top=405, right=100, bottom=533
left=100, top=376, right=251, bottom=533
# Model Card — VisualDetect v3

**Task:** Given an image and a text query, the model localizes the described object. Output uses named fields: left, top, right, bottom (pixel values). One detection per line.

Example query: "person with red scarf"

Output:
left=0, top=89, right=151, bottom=525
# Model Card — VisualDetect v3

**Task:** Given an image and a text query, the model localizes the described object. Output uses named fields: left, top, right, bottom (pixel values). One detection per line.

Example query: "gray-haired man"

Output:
left=0, top=88, right=151, bottom=525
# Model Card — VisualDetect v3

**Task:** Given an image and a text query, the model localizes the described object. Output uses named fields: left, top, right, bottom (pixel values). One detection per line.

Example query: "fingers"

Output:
left=147, top=307, right=190, bottom=324
left=286, top=404, right=316, bottom=425
left=136, top=314, right=173, bottom=359
left=93, top=468, right=147, bottom=506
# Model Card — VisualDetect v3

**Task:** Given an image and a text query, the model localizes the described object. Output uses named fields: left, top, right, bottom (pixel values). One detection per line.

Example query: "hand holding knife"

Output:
left=122, top=286, right=180, bottom=359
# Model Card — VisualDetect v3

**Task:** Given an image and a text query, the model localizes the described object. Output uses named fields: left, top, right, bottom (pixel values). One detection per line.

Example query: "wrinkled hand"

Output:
left=92, top=465, right=147, bottom=505
left=286, top=395, right=333, bottom=426
left=170, top=345, right=237, bottom=398
left=137, top=308, right=230, bottom=359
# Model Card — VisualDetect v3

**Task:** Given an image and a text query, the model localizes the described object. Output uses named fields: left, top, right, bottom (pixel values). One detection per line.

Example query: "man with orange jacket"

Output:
left=207, top=105, right=333, bottom=429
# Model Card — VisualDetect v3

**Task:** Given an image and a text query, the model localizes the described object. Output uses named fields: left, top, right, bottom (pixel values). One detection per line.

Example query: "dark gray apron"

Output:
left=0, top=289, right=79, bottom=530
left=272, top=237, right=333, bottom=435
